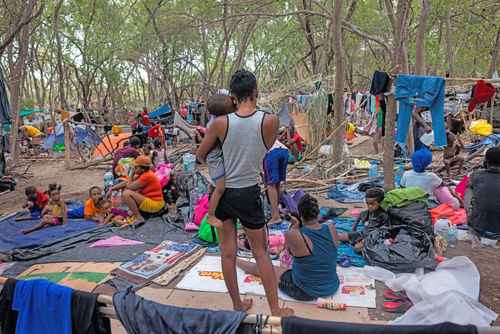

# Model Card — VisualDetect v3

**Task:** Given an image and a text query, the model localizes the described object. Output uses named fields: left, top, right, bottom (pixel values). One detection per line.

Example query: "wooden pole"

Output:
left=383, top=93, right=397, bottom=191
left=63, top=120, right=71, bottom=169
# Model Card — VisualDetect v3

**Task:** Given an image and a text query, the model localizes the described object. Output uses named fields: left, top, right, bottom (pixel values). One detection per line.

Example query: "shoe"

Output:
left=383, top=300, right=412, bottom=313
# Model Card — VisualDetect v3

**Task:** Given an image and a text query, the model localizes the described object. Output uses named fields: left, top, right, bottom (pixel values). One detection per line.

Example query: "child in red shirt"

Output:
left=16, top=186, right=49, bottom=220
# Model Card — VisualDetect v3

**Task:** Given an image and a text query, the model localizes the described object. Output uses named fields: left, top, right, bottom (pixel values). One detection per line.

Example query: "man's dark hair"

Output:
left=25, top=186, right=37, bottom=197
left=485, top=147, right=500, bottom=167
left=365, top=187, right=385, bottom=203
left=207, top=94, right=235, bottom=117
left=129, top=136, right=141, bottom=148
left=298, top=194, right=320, bottom=222
left=229, top=69, right=257, bottom=102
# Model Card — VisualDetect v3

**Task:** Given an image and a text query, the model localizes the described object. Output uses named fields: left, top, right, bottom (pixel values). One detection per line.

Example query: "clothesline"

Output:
left=1, top=276, right=500, bottom=333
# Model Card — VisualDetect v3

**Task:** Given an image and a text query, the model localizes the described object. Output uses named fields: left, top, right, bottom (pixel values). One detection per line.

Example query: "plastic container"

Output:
left=368, top=161, right=379, bottom=177
left=394, top=163, right=405, bottom=187
left=182, top=153, right=196, bottom=172
left=447, top=224, right=458, bottom=248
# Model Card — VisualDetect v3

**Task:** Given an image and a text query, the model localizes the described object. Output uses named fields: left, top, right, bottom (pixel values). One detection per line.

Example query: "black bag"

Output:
left=363, top=225, right=436, bottom=273
left=388, top=201, right=434, bottom=238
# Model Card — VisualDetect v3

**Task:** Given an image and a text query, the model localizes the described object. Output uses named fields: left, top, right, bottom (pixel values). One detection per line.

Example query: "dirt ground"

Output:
left=0, top=159, right=106, bottom=215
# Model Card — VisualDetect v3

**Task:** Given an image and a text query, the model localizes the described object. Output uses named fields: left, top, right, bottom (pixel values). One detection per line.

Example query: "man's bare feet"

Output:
left=207, top=214, right=223, bottom=228
left=271, top=307, right=294, bottom=316
left=234, top=298, right=253, bottom=312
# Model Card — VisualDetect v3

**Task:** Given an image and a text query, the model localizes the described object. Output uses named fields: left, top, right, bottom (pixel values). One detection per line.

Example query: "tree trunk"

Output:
left=445, top=10, right=454, bottom=76
left=383, top=0, right=411, bottom=190
left=489, top=28, right=500, bottom=77
left=9, top=25, right=31, bottom=160
left=53, top=0, right=66, bottom=108
left=415, top=0, right=429, bottom=75
left=331, top=0, right=345, bottom=165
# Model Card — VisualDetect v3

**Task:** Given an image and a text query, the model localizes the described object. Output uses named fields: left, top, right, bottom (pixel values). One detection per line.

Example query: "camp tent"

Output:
left=93, top=132, right=131, bottom=158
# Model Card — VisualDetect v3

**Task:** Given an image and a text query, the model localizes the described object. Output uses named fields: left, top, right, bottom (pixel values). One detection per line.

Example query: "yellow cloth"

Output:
left=469, top=120, right=493, bottom=137
left=354, top=159, right=371, bottom=169
left=139, top=198, right=165, bottom=213
left=112, top=125, right=123, bottom=136
left=21, top=125, right=43, bottom=137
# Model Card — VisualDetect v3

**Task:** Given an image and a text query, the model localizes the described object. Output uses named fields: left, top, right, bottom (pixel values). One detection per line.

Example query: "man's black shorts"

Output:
left=214, top=184, right=265, bottom=230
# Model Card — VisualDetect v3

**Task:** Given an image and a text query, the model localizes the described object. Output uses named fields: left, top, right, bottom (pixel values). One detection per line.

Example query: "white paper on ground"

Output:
left=392, top=291, right=497, bottom=327
left=175, top=256, right=376, bottom=308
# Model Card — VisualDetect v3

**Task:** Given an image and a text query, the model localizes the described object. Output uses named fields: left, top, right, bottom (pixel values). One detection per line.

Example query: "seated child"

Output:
left=237, top=194, right=348, bottom=301
left=204, top=94, right=235, bottom=228
left=466, top=147, right=500, bottom=241
left=96, top=199, right=129, bottom=226
left=350, top=187, right=389, bottom=249
left=23, top=184, right=67, bottom=234
left=443, top=130, right=465, bottom=177
left=84, top=186, right=104, bottom=222
left=400, top=148, right=442, bottom=201
left=17, top=186, right=49, bottom=220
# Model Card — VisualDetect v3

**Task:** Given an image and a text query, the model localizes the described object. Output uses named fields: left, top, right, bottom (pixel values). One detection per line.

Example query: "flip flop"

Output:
left=383, top=289, right=408, bottom=301
left=383, top=300, right=412, bottom=313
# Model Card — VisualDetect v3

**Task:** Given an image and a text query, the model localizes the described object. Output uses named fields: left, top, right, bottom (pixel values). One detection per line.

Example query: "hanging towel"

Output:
left=12, top=279, right=72, bottom=334
left=395, top=75, right=447, bottom=147
left=0, top=278, right=18, bottom=334
left=72, top=290, right=111, bottom=334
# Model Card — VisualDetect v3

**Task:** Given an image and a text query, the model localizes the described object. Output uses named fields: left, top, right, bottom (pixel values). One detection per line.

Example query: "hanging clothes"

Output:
left=0, top=278, right=18, bottom=334
left=281, top=316, right=478, bottom=334
left=468, top=80, right=496, bottom=112
left=113, top=289, right=246, bottom=334
left=395, top=75, right=447, bottom=147
left=72, top=290, right=111, bottom=334
left=13, top=279, right=73, bottom=334
left=369, top=71, right=391, bottom=95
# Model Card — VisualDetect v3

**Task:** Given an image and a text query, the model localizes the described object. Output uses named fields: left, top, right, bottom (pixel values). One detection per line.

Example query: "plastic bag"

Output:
left=392, top=291, right=497, bottom=327
left=385, top=256, right=480, bottom=303
left=363, top=226, right=436, bottom=273
left=363, top=266, right=396, bottom=281
left=469, top=119, right=493, bottom=137
left=197, top=215, right=219, bottom=243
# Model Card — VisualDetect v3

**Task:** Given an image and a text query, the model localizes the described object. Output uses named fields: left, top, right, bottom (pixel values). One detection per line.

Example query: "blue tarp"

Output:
left=327, top=183, right=366, bottom=203
left=149, top=105, right=172, bottom=119
left=0, top=213, right=97, bottom=252
left=332, top=217, right=367, bottom=267
left=43, top=123, right=64, bottom=150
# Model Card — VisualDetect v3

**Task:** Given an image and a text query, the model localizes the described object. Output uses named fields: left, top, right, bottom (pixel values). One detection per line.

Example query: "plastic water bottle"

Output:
left=103, top=172, right=114, bottom=190
left=368, top=161, right=378, bottom=177
left=183, top=153, right=196, bottom=172
left=394, top=163, right=405, bottom=187
left=447, top=224, right=458, bottom=248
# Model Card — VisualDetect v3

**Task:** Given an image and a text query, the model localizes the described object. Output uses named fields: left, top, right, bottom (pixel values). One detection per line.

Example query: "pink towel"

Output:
left=89, top=236, right=144, bottom=248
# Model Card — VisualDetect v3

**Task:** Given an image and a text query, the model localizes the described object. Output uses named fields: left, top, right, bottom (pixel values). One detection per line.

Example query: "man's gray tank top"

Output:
left=222, top=110, right=269, bottom=188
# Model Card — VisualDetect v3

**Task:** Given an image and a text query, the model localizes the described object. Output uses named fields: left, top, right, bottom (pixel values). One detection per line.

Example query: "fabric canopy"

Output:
left=93, top=132, right=131, bottom=158
left=19, top=108, right=44, bottom=118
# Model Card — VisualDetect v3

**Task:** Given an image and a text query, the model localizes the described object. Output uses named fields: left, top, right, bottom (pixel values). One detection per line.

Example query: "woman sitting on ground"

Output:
left=107, top=155, right=164, bottom=224
left=400, top=148, right=442, bottom=202
left=237, top=194, right=348, bottom=301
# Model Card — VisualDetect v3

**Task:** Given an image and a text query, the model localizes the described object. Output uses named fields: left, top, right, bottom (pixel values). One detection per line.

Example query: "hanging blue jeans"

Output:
left=395, top=75, right=447, bottom=147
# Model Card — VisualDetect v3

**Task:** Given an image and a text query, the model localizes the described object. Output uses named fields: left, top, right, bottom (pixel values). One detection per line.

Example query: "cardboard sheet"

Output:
left=176, top=256, right=376, bottom=308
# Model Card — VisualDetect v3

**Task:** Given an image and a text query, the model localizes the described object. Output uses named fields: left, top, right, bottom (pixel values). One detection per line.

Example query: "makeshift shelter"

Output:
left=93, top=132, right=131, bottom=158
left=149, top=104, right=172, bottom=119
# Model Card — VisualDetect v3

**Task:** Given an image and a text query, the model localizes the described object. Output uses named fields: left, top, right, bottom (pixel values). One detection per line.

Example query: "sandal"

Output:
left=383, top=289, right=408, bottom=302
left=383, top=300, right=412, bottom=313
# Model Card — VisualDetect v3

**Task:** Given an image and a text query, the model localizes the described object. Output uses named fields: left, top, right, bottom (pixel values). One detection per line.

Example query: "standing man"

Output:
left=264, top=140, right=289, bottom=224
left=197, top=70, right=293, bottom=316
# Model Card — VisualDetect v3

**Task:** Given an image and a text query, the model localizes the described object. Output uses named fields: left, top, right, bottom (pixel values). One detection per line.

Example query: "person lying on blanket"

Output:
left=23, top=183, right=67, bottom=234
left=107, top=155, right=164, bottom=224
left=16, top=185, right=49, bottom=221
left=237, top=194, right=349, bottom=301
left=97, top=199, right=129, bottom=226
left=350, top=187, right=389, bottom=251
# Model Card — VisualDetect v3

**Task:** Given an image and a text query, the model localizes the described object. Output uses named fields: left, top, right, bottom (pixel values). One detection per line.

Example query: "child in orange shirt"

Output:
left=84, top=186, right=104, bottom=222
